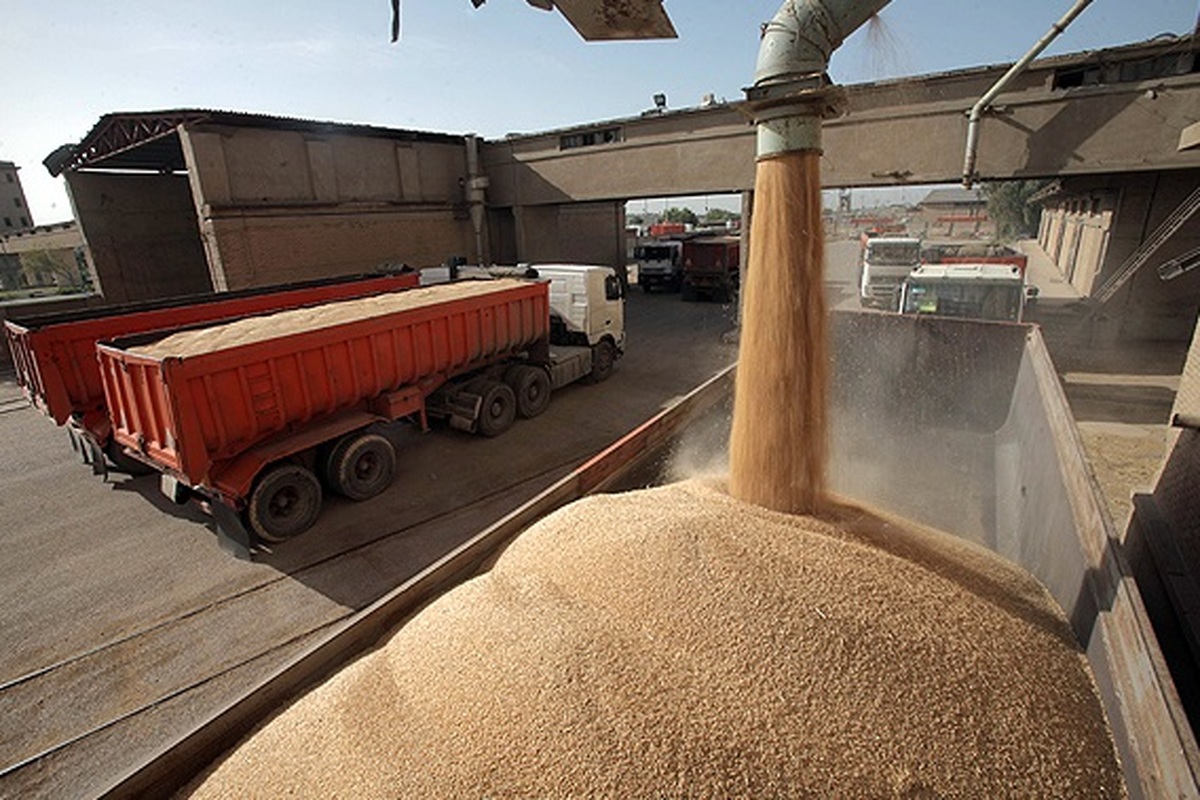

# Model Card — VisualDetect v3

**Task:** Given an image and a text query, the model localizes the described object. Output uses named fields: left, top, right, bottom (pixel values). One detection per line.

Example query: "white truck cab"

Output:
left=632, top=240, right=683, bottom=292
left=899, top=263, right=1037, bottom=323
left=860, top=236, right=922, bottom=309
left=527, top=263, right=626, bottom=353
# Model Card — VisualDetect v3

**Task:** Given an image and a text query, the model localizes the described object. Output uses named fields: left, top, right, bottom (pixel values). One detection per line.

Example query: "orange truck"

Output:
left=3, top=271, right=419, bottom=474
left=95, top=266, right=625, bottom=556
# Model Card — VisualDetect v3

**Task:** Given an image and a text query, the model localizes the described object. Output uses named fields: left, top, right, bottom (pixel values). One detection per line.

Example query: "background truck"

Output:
left=858, top=234, right=922, bottom=308
left=95, top=266, right=625, bottom=555
left=920, top=241, right=1029, bottom=276
left=899, top=263, right=1037, bottom=322
left=3, top=270, right=419, bottom=473
left=680, top=235, right=740, bottom=302
left=632, top=240, right=683, bottom=292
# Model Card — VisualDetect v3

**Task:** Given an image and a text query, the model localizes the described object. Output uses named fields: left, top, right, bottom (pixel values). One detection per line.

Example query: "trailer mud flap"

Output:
left=212, top=503, right=259, bottom=561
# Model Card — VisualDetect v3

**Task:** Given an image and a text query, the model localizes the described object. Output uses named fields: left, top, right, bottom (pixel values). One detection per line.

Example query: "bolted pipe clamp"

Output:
left=745, top=81, right=847, bottom=159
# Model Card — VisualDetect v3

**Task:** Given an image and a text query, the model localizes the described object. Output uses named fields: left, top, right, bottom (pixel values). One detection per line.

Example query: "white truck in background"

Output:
left=858, top=234, right=922, bottom=309
left=532, top=263, right=626, bottom=384
left=632, top=241, right=683, bottom=292
left=899, top=263, right=1039, bottom=323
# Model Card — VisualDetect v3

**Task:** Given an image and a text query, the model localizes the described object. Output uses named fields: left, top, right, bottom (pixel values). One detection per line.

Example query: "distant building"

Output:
left=0, top=161, right=33, bottom=234
left=914, top=187, right=992, bottom=240
left=0, top=220, right=90, bottom=293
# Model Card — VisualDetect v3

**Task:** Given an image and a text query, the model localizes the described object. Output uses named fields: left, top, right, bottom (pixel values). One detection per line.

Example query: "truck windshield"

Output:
left=866, top=242, right=920, bottom=264
left=635, top=246, right=675, bottom=261
left=903, top=283, right=1023, bottom=322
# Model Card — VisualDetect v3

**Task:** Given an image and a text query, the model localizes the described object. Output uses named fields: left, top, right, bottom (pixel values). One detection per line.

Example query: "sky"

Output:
left=2, top=0, right=1198, bottom=224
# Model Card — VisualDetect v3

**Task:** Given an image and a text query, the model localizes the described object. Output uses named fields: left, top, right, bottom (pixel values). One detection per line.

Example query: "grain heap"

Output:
left=190, top=479, right=1124, bottom=798
left=129, top=279, right=526, bottom=359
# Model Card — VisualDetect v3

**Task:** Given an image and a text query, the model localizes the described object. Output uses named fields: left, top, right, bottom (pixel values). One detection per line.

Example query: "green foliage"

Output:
left=702, top=208, right=740, bottom=225
left=661, top=206, right=698, bottom=226
left=20, top=248, right=86, bottom=289
left=983, top=180, right=1050, bottom=241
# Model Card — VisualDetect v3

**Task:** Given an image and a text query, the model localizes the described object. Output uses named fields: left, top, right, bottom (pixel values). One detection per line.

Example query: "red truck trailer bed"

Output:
left=921, top=242, right=1028, bottom=276
left=96, top=278, right=551, bottom=552
left=4, top=271, right=419, bottom=464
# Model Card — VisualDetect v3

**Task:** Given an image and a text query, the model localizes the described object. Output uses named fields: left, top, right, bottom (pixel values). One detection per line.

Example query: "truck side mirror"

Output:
left=605, top=275, right=623, bottom=301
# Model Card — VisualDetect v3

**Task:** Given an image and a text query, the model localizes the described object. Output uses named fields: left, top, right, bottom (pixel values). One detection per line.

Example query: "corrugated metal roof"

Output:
left=49, top=109, right=466, bottom=175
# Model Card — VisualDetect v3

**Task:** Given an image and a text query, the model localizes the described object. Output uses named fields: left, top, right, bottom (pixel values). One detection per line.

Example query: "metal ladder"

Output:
left=1093, top=184, right=1200, bottom=305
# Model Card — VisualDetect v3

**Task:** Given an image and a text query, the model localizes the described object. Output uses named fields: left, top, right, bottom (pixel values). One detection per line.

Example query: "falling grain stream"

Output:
left=730, top=151, right=828, bottom=513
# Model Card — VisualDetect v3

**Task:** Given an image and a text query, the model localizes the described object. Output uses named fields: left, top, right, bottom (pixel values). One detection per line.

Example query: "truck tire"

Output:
left=476, top=381, right=517, bottom=437
left=505, top=365, right=552, bottom=419
left=106, top=440, right=155, bottom=476
left=247, top=463, right=323, bottom=542
left=325, top=432, right=397, bottom=501
left=681, top=283, right=697, bottom=302
left=586, top=340, right=616, bottom=384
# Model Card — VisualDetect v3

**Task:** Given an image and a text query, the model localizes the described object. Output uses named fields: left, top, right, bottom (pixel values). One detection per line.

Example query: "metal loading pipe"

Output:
left=961, top=0, right=1093, bottom=186
left=749, top=0, right=892, bottom=158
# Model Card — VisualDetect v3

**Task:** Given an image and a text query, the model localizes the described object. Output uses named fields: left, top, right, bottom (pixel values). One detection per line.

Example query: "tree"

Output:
left=983, top=180, right=1050, bottom=241
left=20, top=248, right=87, bottom=291
left=702, top=208, right=740, bottom=226
left=661, top=207, right=698, bottom=226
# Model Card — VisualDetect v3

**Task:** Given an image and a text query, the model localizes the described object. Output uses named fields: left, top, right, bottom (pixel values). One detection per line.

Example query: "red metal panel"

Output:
left=98, top=281, right=550, bottom=494
left=3, top=272, right=418, bottom=433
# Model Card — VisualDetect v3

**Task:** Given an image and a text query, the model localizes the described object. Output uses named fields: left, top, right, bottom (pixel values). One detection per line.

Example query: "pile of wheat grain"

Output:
left=188, top=479, right=1123, bottom=799
left=131, top=279, right=525, bottom=358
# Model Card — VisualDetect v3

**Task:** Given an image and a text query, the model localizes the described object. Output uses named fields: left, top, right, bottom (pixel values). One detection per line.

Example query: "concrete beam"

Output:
left=482, top=48, right=1200, bottom=206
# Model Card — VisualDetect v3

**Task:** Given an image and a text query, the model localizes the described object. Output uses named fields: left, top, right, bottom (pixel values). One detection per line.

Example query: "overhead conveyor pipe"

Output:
left=748, top=0, right=893, bottom=158
left=961, top=0, right=1094, bottom=186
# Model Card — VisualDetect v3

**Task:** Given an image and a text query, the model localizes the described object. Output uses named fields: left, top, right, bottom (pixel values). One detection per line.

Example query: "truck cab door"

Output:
left=593, top=271, right=626, bottom=351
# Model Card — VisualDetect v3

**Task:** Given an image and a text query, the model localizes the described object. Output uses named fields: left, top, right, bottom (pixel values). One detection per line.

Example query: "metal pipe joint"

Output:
left=748, top=0, right=892, bottom=159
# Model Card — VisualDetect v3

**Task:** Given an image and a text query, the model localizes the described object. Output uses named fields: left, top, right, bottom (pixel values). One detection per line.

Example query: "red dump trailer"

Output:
left=680, top=235, right=740, bottom=302
left=3, top=271, right=419, bottom=472
left=96, top=275, right=618, bottom=556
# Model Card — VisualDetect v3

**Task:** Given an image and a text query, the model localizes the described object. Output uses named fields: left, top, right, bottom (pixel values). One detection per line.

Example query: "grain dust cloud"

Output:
left=729, top=150, right=828, bottom=513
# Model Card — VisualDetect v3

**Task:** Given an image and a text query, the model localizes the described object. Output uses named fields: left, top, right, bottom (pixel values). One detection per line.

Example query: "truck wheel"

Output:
left=247, top=464, right=323, bottom=543
left=681, top=284, right=697, bottom=302
left=586, top=340, right=616, bottom=384
left=505, top=365, right=552, bottom=419
left=326, top=432, right=397, bottom=501
left=106, top=440, right=155, bottom=476
left=476, top=381, right=517, bottom=437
